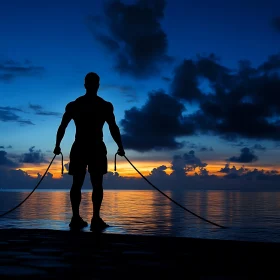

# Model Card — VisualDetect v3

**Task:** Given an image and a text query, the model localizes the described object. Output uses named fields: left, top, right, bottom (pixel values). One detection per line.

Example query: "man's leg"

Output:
left=90, top=173, right=103, bottom=219
left=70, top=172, right=86, bottom=220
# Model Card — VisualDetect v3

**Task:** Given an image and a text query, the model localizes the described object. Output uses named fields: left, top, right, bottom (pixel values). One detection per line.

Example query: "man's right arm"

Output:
left=53, top=108, right=72, bottom=155
left=106, top=103, right=125, bottom=156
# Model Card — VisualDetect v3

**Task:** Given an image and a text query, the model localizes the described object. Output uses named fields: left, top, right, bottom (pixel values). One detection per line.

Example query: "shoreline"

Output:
left=0, top=228, right=278, bottom=279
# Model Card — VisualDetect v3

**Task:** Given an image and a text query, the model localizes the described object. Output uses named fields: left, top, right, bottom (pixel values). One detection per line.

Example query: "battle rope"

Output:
left=0, top=153, right=63, bottom=218
left=0, top=151, right=226, bottom=229
left=115, top=153, right=227, bottom=229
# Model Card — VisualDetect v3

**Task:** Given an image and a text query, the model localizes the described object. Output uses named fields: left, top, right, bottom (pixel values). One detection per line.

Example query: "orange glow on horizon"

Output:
left=19, top=160, right=64, bottom=179
left=17, top=159, right=280, bottom=179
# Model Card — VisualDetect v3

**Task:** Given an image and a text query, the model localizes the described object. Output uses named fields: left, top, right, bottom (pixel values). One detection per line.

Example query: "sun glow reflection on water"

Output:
left=1, top=189, right=280, bottom=243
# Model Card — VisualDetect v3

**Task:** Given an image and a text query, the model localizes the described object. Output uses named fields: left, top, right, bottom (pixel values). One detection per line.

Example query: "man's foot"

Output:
left=90, top=217, right=109, bottom=231
left=69, top=216, right=88, bottom=230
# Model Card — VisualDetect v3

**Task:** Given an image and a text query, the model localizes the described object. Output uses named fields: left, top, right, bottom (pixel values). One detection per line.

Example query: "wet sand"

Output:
left=0, top=228, right=278, bottom=279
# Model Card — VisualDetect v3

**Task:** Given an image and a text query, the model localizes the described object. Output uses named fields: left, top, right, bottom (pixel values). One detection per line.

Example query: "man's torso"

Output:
left=66, top=95, right=111, bottom=146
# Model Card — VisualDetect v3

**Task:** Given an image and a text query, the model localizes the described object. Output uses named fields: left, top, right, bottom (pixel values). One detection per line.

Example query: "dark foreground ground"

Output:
left=0, top=228, right=279, bottom=280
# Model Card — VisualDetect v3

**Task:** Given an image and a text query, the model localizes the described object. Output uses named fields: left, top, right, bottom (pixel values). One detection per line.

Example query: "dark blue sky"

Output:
left=1, top=0, right=280, bottom=186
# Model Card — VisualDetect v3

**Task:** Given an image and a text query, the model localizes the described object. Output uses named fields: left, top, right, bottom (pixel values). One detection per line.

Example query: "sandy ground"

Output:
left=0, top=228, right=278, bottom=279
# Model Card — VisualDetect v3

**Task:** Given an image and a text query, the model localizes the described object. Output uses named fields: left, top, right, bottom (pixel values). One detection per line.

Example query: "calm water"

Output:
left=0, top=189, right=280, bottom=243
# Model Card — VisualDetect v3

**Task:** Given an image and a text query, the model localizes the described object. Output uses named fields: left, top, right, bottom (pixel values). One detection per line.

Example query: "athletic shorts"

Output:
left=68, top=141, right=107, bottom=175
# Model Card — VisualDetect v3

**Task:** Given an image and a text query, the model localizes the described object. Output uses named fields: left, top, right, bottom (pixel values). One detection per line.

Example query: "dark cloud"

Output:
left=219, top=164, right=249, bottom=179
left=117, top=52, right=280, bottom=152
left=1, top=154, right=280, bottom=190
left=272, top=17, right=280, bottom=32
left=218, top=163, right=280, bottom=181
left=28, top=104, right=61, bottom=117
left=258, top=53, right=280, bottom=73
left=120, top=90, right=195, bottom=151
left=195, top=167, right=209, bottom=177
left=149, top=165, right=169, bottom=179
left=0, top=151, right=19, bottom=167
left=88, top=0, right=173, bottom=78
left=19, top=146, right=48, bottom=164
left=227, top=147, right=258, bottom=163
left=182, top=150, right=208, bottom=171
left=0, top=106, right=23, bottom=112
left=0, top=106, right=34, bottom=125
left=0, top=146, right=4, bottom=149
left=0, top=60, right=45, bottom=82
left=171, top=59, right=202, bottom=102
left=170, top=54, right=232, bottom=102
left=6, top=145, right=12, bottom=149
left=252, top=144, right=266, bottom=151
left=168, top=53, right=280, bottom=141
left=170, top=150, right=207, bottom=177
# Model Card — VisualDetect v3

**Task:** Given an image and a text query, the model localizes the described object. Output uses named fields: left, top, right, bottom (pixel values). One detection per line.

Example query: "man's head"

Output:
left=84, top=72, right=100, bottom=93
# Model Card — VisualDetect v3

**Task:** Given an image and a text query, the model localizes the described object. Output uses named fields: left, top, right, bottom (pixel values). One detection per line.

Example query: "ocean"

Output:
left=0, top=189, right=280, bottom=243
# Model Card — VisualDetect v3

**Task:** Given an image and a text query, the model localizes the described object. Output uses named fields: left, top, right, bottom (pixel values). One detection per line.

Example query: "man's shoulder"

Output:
left=65, top=96, right=85, bottom=110
left=97, top=96, right=113, bottom=110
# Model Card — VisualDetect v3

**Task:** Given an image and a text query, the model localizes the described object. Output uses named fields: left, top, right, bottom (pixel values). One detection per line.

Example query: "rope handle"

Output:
left=60, top=152, right=64, bottom=175
left=114, top=152, right=117, bottom=171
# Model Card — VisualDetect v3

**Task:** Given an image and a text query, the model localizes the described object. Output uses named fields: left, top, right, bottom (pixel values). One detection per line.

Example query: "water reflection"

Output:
left=1, top=190, right=280, bottom=242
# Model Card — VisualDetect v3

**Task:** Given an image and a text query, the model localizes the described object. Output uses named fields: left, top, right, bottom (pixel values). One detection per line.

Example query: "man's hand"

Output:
left=53, top=146, right=61, bottom=155
left=117, top=147, right=125, bottom=157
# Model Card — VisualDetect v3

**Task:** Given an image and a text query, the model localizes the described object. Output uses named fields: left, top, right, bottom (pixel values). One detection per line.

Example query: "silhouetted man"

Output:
left=53, top=72, right=125, bottom=230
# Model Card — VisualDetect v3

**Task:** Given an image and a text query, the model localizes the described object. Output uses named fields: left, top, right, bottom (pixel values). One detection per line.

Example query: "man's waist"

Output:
left=75, top=138, right=103, bottom=143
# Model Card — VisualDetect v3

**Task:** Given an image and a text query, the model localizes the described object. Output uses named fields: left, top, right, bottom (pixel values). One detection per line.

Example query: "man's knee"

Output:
left=71, top=173, right=86, bottom=191
left=90, top=174, right=103, bottom=188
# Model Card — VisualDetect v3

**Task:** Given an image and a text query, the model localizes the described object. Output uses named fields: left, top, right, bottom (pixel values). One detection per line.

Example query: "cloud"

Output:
left=219, top=164, right=249, bottom=179
left=87, top=0, right=173, bottom=78
left=19, top=146, right=48, bottom=164
left=218, top=163, right=280, bottom=181
left=182, top=150, right=208, bottom=171
left=0, top=59, right=45, bottom=82
left=116, top=52, right=280, bottom=152
left=170, top=54, right=232, bottom=102
left=272, top=17, right=280, bottom=32
left=120, top=89, right=195, bottom=151
left=149, top=165, right=169, bottom=179
left=1, top=153, right=280, bottom=190
left=258, top=53, right=280, bottom=73
left=0, top=146, right=4, bottom=149
left=28, top=104, right=61, bottom=117
left=252, top=144, right=266, bottom=151
left=169, top=53, right=280, bottom=142
left=171, top=59, right=202, bottom=102
left=170, top=150, right=207, bottom=177
left=0, top=106, right=34, bottom=125
left=227, top=147, right=258, bottom=163
left=0, top=151, right=19, bottom=168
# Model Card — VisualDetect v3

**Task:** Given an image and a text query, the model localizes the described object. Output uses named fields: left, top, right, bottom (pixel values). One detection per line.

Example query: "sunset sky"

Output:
left=1, top=0, right=280, bottom=190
